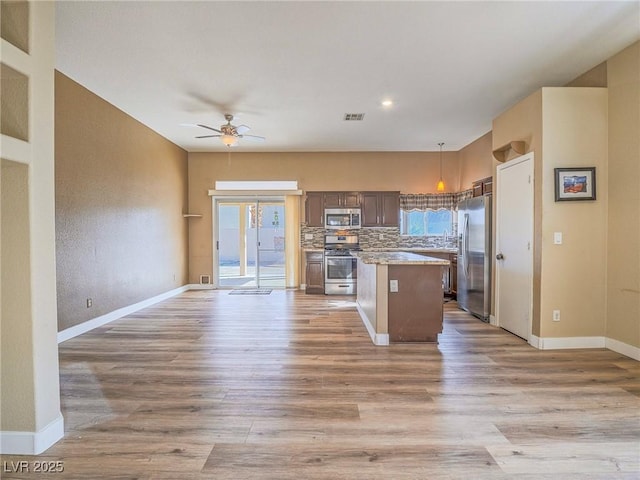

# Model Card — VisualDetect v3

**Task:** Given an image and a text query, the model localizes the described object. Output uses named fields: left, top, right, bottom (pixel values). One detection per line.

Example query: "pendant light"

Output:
left=436, top=142, right=445, bottom=192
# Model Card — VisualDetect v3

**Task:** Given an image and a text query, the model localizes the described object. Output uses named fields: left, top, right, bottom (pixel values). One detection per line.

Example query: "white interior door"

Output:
left=495, top=153, right=534, bottom=340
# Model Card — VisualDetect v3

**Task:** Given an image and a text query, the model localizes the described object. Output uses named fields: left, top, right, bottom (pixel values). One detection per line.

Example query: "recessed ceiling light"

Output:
left=381, top=100, right=393, bottom=107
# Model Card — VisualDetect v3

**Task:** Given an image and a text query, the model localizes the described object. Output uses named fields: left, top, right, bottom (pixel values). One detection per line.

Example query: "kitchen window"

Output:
left=399, top=191, right=472, bottom=237
left=400, top=209, right=453, bottom=236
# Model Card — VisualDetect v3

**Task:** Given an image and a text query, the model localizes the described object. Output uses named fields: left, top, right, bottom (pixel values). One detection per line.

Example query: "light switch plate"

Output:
left=553, top=232, right=563, bottom=245
left=389, top=279, right=399, bottom=292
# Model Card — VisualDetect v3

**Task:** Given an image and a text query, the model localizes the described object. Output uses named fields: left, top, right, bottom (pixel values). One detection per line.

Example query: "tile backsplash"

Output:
left=300, top=224, right=458, bottom=250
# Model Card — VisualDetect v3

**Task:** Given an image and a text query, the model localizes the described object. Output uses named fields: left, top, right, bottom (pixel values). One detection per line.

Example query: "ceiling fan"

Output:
left=192, top=114, right=265, bottom=147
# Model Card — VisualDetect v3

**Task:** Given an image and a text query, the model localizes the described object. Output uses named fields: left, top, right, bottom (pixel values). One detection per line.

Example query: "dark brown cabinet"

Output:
left=482, top=178, right=493, bottom=195
left=361, top=193, right=379, bottom=226
left=472, top=177, right=493, bottom=197
left=323, top=192, right=360, bottom=208
left=305, top=192, right=324, bottom=227
left=305, top=191, right=363, bottom=226
left=381, top=192, right=400, bottom=226
left=362, top=192, right=400, bottom=227
left=305, top=252, right=324, bottom=294
left=305, top=190, right=398, bottom=227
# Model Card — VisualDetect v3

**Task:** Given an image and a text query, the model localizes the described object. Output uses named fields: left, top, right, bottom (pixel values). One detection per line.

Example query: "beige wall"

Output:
left=457, top=131, right=494, bottom=191
left=606, top=42, right=640, bottom=349
left=1, top=161, right=36, bottom=430
left=1, top=1, right=62, bottom=451
left=55, top=72, right=189, bottom=331
left=187, top=151, right=460, bottom=284
left=565, top=61, right=607, bottom=88
left=540, top=88, right=608, bottom=338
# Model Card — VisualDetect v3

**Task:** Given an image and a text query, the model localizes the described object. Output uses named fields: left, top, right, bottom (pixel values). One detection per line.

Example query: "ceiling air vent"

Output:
left=344, top=113, right=365, bottom=121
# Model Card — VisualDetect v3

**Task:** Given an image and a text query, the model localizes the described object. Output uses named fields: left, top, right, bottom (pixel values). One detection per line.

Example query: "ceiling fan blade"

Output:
left=236, top=124, right=251, bottom=135
left=240, top=134, right=265, bottom=142
left=197, top=124, right=223, bottom=133
left=195, top=134, right=221, bottom=139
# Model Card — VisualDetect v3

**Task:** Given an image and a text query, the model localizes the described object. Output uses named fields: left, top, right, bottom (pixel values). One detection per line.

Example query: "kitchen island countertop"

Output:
left=355, top=251, right=450, bottom=266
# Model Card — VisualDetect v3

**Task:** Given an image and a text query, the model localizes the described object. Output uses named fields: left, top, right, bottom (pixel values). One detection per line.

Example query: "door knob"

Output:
left=496, top=253, right=504, bottom=260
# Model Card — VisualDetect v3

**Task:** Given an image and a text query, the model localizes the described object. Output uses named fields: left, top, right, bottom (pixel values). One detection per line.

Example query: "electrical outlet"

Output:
left=86, top=298, right=93, bottom=308
left=552, top=310, right=560, bottom=322
left=389, top=279, right=399, bottom=292
left=305, top=233, right=313, bottom=240
left=379, top=234, right=384, bottom=240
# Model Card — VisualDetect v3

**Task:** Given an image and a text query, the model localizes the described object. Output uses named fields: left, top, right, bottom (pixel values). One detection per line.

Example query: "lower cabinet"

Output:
left=305, top=252, right=324, bottom=294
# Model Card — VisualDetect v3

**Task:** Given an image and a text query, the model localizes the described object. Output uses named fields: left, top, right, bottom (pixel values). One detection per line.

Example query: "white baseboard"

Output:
left=187, top=283, right=215, bottom=290
left=528, top=334, right=541, bottom=349
left=534, top=335, right=606, bottom=350
left=606, top=337, right=640, bottom=361
left=0, top=414, right=64, bottom=455
left=57, top=285, right=191, bottom=343
left=528, top=334, right=639, bottom=361
left=355, top=303, right=389, bottom=346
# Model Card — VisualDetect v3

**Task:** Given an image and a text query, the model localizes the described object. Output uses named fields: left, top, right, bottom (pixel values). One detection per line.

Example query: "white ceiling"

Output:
left=55, top=1, right=639, bottom=153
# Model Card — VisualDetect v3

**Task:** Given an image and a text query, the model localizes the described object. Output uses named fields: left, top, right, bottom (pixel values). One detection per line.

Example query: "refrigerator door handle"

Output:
left=463, top=213, right=470, bottom=278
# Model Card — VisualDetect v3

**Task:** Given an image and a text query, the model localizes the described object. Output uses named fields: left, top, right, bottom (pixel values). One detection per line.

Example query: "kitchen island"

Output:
left=355, top=251, right=450, bottom=345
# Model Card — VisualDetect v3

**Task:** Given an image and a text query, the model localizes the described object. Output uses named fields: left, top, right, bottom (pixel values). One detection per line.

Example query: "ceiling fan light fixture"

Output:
left=221, top=134, right=238, bottom=147
left=436, top=142, right=445, bottom=193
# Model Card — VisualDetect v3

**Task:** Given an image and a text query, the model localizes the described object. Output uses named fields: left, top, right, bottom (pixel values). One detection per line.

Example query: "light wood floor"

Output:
left=2, top=290, right=639, bottom=479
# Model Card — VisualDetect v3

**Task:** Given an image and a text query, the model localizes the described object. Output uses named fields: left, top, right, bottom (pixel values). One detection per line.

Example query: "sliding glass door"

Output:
left=216, top=198, right=285, bottom=288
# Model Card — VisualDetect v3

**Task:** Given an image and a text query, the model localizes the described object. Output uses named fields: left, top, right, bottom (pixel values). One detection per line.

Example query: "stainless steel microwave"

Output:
left=324, top=208, right=361, bottom=229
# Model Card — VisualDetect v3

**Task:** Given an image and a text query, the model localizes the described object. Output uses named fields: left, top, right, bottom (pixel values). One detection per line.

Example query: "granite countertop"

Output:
left=355, top=251, right=451, bottom=266
left=360, top=247, right=458, bottom=254
left=400, top=247, right=458, bottom=254
left=304, top=247, right=457, bottom=255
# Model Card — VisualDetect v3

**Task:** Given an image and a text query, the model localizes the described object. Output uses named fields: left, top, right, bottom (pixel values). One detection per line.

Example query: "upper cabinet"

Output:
left=305, top=191, right=399, bottom=227
left=472, top=177, right=493, bottom=197
left=305, top=192, right=324, bottom=227
left=323, top=192, right=361, bottom=208
left=361, top=192, right=400, bottom=227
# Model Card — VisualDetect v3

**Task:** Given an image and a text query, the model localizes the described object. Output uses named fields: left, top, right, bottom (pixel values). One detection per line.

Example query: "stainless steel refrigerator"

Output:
left=457, top=195, right=491, bottom=321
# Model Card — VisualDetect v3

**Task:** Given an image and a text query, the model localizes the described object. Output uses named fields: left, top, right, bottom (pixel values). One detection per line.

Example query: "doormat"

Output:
left=228, top=289, right=272, bottom=295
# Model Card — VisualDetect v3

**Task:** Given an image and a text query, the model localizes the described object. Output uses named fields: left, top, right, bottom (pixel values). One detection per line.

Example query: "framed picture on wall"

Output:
left=554, top=167, right=596, bottom=201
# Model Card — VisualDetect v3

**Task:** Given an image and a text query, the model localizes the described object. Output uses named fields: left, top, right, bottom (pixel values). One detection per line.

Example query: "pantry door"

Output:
left=495, top=153, right=534, bottom=340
